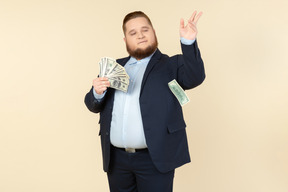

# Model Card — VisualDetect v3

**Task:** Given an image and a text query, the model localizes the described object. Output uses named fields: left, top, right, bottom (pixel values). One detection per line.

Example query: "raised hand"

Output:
left=179, top=11, right=203, bottom=40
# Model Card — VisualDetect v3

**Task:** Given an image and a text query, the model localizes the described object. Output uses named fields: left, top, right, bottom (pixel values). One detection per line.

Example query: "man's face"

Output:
left=124, top=17, right=158, bottom=60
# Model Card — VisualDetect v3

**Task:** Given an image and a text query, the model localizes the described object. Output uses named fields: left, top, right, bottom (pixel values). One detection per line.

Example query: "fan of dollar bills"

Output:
left=99, top=57, right=130, bottom=92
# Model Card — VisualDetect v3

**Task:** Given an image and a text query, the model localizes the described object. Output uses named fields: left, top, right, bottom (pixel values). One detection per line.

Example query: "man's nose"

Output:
left=137, top=32, right=144, bottom=38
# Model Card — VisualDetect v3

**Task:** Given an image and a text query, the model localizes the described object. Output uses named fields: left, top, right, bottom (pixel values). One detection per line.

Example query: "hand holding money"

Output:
left=93, top=77, right=110, bottom=95
left=99, top=57, right=130, bottom=92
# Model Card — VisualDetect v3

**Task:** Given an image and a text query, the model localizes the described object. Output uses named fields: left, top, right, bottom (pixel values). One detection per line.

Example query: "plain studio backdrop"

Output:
left=1, top=0, right=287, bottom=191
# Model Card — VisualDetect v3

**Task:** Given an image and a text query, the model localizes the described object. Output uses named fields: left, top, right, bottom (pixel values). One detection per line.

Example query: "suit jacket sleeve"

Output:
left=175, top=40, right=205, bottom=90
left=84, top=87, right=106, bottom=113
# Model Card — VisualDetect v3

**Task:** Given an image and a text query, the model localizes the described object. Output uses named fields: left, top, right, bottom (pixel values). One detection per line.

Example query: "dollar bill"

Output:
left=99, top=57, right=107, bottom=77
left=105, top=57, right=117, bottom=76
left=108, top=78, right=129, bottom=92
left=168, top=79, right=190, bottom=106
left=108, top=64, right=128, bottom=78
left=98, top=57, right=130, bottom=92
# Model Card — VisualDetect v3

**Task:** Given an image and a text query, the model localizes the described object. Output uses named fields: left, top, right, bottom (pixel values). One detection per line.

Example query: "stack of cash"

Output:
left=99, top=57, right=130, bottom=92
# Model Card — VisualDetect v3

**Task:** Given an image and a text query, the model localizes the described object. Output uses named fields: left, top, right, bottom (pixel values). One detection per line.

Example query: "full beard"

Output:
left=126, top=37, right=158, bottom=60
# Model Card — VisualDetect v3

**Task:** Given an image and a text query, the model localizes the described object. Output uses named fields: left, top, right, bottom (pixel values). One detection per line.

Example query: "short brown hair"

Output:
left=122, top=11, right=153, bottom=34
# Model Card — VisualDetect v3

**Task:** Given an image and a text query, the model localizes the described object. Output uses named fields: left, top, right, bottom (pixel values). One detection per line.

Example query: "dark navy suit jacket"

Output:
left=85, top=40, right=205, bottom=173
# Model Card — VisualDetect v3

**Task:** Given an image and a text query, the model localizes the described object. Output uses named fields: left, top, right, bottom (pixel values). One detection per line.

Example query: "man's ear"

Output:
left=123, top=37, right=126, bottom=43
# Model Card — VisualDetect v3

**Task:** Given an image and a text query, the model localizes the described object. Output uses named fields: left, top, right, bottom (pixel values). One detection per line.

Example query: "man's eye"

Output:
left=130, top=33, right=136, bottom=36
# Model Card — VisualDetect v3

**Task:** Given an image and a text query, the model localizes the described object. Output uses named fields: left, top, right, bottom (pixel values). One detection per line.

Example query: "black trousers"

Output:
left=107, top=146, right=175, bottom=192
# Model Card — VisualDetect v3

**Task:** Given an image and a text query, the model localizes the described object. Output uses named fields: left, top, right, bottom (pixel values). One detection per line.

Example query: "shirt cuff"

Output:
left=180, top=37, right=196, bottom=45
left=93, top=88, right=106, bottom=101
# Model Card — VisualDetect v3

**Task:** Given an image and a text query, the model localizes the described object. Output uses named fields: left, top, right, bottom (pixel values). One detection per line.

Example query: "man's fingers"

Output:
left=181, top=11, right=203, bottom=32
left=93, top=77, right=110, bottom=88
left=189, top=11, right=197, bottom=23
left=93, top=77, right=110, bottom=95
left=180, top=18, right=185, bottom=29
left=93, top=77, right=108, bottom=82
left=93, top=77, right=109, bottom=83
left=188, top=11, right=203, bottom=25
left=194, top=12, right=203, bottom=24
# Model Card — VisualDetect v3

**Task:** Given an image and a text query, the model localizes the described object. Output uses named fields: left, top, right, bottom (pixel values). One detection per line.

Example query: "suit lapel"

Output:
left=116, top=49, right=162, bottom=96
left=140, top=49, right=162, bottom=96
left=116, top=57, right=130, bottom=67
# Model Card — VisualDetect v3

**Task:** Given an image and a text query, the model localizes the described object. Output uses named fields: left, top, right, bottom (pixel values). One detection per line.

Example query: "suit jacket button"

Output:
left=106, top=132, right=109, bottom=135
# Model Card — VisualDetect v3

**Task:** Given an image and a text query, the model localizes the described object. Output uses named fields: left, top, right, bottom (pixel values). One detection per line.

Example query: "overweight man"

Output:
left=85, top=10, right=205, bottom=192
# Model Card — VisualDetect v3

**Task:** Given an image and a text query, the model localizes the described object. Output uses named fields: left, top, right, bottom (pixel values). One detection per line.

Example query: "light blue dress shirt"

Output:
left=110, top=55, right=152, bottom=148
left=93, top=38, right=195, bottom=148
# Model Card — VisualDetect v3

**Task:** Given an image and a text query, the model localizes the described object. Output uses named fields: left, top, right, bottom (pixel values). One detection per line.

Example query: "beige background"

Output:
left=1, top=0, right=288, bottom=191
